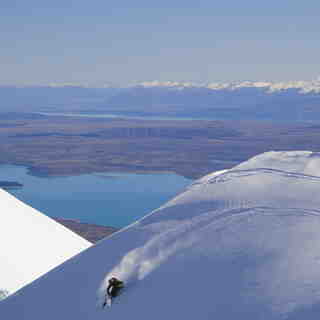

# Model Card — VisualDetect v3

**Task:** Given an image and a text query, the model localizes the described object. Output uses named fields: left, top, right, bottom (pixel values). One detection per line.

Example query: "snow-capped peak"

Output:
left=137, top=80, right=198, bottom=89
left=136, top=80, right=320, bottom=93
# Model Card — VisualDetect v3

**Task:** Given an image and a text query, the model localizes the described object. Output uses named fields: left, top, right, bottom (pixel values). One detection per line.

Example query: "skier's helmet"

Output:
left=109, top=277, right=117, bottom=284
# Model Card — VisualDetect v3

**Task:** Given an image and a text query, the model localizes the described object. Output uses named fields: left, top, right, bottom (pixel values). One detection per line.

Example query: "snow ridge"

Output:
left=0, top=188, right=91, bottom=296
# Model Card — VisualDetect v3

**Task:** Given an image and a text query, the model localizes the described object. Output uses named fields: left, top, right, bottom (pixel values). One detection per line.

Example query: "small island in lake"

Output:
left=0, top=181, right=23, bottom=190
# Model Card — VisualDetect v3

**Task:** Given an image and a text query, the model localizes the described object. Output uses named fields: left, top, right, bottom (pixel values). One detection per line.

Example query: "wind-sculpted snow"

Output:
left=2, top=151, right=320, bottom=320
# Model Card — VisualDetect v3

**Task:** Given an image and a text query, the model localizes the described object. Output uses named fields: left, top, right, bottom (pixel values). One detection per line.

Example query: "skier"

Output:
left=103, top=277, right=124, bottom=307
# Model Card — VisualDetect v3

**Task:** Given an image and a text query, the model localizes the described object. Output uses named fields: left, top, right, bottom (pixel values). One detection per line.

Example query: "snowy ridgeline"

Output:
left=0, top=289, right=9, bottom=301
left=2, top=151, right=320, bottom=319
left=0, top=188, right=91, bottom=296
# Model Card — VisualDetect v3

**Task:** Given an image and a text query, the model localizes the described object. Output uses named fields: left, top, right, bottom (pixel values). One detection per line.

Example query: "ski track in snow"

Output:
left=99, top=152, right=320, bottom=307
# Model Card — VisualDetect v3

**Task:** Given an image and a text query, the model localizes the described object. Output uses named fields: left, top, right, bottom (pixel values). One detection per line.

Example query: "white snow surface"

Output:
left=137, top=79, right=320, bottom=93
left=2, top=151, right=320, bottom=319
left=0, top=189, right=91, bottom=296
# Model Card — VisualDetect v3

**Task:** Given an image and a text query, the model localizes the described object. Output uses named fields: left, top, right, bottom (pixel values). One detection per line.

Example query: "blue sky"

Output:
left=1, top=0, right=320, bottom=85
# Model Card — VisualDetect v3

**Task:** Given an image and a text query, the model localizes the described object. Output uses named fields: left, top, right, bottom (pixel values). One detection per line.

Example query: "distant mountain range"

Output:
left=136, top=79, right=320, bottom=93
left=1, top=80, right=320, bottom=122
left=5, top=79, right=320, bottom=92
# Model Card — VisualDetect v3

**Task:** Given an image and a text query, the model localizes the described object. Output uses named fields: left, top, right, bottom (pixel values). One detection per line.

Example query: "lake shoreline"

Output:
left=1, top=164, right=192, bottom=228
left=0, top=181, right=23, bottom=190
left=2, top=161, right=196, bottom=180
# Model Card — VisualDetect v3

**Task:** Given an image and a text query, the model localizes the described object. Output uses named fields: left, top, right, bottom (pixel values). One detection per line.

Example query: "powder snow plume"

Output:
left=98, top=209, right=224, bottom=298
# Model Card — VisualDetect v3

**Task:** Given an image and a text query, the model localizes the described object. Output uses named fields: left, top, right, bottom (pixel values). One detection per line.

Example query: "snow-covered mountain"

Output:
left=0, top=189, right=91, bottom=297
left=105, top=80, right=320, bottom=122
left=2, top=151, right=320, bottom=319
left=2, top=80, right=320, bottom=119
left=137, top=79, right=320, bottom=93
left=7, top=79, right=320, bottom=94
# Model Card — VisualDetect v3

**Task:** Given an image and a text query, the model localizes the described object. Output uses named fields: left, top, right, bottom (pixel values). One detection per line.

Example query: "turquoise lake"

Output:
left=0, top=165, right=192, bottom=228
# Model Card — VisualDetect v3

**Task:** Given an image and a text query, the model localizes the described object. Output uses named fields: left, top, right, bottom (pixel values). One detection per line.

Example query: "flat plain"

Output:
left=1, top=113, right=320, bottom=179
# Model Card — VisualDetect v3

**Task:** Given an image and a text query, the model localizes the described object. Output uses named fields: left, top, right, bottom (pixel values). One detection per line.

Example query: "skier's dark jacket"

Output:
left=107, top=277, right=124, bottom=298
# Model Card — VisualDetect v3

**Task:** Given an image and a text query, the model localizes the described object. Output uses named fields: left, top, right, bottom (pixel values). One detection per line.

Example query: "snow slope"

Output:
left=2, top=151, right=320, bottom=319
left=0, top=189, right=91, bottom=296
